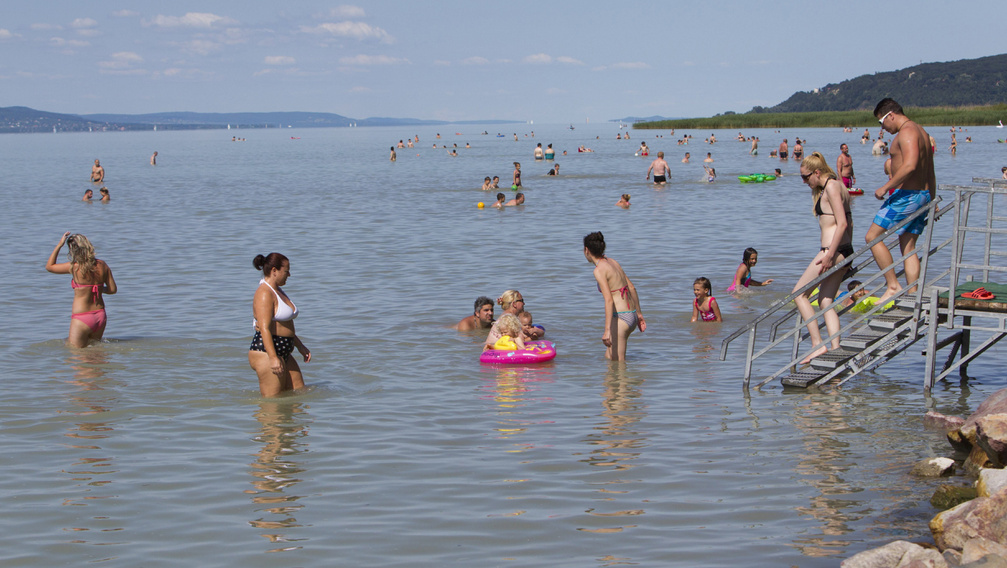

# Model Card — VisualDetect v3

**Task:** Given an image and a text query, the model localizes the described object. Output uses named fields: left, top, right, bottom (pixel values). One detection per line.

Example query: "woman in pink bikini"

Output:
left=46, top=232, right=117, bottom=347
left=584, top=231, right=646, bottom=361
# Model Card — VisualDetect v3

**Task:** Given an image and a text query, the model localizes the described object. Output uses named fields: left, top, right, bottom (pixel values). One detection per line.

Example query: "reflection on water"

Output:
left=586, top=363, right=647, bottom=472
left=578, top=363, right=647, bottom=537
left=791, top=394, right=861, bottom=557
left=59, top=348, right=125, bottom=549
left=480, top=366, right=555, bottom=445
left=247, top=401, right=311, bottom=553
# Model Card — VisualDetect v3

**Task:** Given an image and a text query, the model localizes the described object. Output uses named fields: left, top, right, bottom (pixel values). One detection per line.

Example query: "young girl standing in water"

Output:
left=727, top=247, right=773, bottom=292
left=692, top=277, right=722, bottom=322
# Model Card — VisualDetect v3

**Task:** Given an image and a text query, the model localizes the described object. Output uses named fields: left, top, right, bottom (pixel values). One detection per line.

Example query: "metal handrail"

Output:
left=720, top=193, right=952, bottom=386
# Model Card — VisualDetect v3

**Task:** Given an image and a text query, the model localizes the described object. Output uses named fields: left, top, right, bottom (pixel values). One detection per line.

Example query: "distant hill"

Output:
left=610, top=116, right=680, bottom=123
left=752, top=53, right=1007, bottom=113
left=0, top=106, right=523, bottom=133
left=83, top=111, right=355, bottom=128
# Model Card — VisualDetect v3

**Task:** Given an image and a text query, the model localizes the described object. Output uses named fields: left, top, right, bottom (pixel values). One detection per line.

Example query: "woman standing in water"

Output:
left=584, top=232, right=646, bottom=360
left=249, top=253, right=310, bottom=396
left=45, top=232, right=117, bottom=347
left=795, top=152, right=853, bottom=363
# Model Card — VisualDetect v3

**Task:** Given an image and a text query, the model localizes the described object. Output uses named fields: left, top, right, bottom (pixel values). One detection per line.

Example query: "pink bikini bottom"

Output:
left=71, top=309, right=107, bottom=333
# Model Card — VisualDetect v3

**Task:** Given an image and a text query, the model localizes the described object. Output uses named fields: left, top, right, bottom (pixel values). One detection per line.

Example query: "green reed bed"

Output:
left=637, top=105, right=1007, bottom=130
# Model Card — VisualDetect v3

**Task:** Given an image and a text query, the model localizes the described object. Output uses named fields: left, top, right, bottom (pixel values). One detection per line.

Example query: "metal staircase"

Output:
left=723, top=178, right=1007, bottom=391
left=721, top=191, right=954, bottom=390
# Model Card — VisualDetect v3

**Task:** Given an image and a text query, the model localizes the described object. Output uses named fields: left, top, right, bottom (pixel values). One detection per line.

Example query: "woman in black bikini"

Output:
left=249, top=253, right=311, bottom=396
left=584, top=232, right=646, bottom=361
left=794, top=152, right=853, bottom=364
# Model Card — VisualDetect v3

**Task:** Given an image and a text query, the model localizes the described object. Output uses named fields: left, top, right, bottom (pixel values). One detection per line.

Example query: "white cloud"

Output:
left=146, top=13, right=237, bottom=28
left=70, top=18, right=98, bottom=28
left=77, top=29, right=101, bottom=37
left=325, top=6, right=366, bottom=18
left=433, top=60, right=451, bottom=66
left=301, top=21, right=391, bottom=42
left=461, top=56, right=489, bottom=65
left=595, top=62, right=650, bottom=71
left=112, top=10, right=139, bottom=17
left=99, top=51, right=143, bottom=67
left=615, top=62, right=648, bottom=69
left=338, top=54, right=408, bottom=65
left=523, top=53, right=552, bottom=64
left=181, top=40, right=223, bottom=55
left=264, top=55, right=295, bottom=65
left=98, top=52, right=146, bottom=75
left=159, top=68, right=211, bottom=78
left=50, top=37, right=90, bottom=48
left=556, top=56, right=584, bottom=65
left=32, top=23, right=62, bottom=31
left=0, top=28, right=16, bottom=40
left=349, top=86, right=371, bottom=93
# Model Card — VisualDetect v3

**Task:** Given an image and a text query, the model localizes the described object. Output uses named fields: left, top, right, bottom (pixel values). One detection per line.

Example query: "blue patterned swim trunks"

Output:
left=873, top=189, right=931, bottom=235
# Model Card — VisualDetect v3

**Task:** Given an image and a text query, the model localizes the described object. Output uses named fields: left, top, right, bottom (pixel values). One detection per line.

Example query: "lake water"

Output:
left=2, top=121, right=1005, bottom=566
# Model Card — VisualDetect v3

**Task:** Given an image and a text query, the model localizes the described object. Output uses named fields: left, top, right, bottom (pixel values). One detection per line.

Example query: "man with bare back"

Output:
left=866, top=98, right=936, bottom=303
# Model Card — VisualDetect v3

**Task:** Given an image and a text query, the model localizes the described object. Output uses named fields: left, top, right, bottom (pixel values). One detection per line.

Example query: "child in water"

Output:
left=512, top=162, right=522, bottom=188
left=615, top=194, right=631, bottom=209
left=692, top=277, right=722, bottom=322
left=840, top=280, right=869, bottom=308
left=484, top=313, right=526, bottom=351
left=492, top=192, right=506, bottom=208
left=481, top=176, right=492, bottom=190
left=727, top=247, right=773, bottom=292
left=519, top=311, right=545, bottom=336
left=703, top=165, right=716, bottom=182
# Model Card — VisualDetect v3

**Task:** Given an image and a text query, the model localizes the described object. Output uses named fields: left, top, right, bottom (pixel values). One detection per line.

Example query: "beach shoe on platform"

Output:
left=961, top=287, right=995, bottom=300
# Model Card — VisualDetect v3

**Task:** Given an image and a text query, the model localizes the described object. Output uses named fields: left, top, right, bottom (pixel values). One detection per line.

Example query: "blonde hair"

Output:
left=801, top=152, right=841, bottom=213
left=497, top=290, right=522, bottom=312
left=66, top=233, right=97, bottom=276
left=518, top=311, right=533, bottom=325
left=495, top=313, right=522, bottom=337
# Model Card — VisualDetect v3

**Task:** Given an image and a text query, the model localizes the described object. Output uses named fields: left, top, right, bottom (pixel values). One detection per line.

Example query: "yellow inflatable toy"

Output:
left=493, top=336, right=518, bottom=350
left=850, top=296, right=895, bottom=314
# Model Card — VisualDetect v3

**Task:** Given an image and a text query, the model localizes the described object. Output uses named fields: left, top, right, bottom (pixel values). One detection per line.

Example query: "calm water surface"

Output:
left=2, top=122, right=1005, bottom=566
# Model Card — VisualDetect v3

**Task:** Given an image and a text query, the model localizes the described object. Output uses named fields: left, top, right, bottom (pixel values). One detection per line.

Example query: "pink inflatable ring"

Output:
left=480, top=340, right=557, bottom=365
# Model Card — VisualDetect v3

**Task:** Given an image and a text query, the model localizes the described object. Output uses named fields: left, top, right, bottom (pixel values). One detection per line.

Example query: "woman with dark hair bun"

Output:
left=583, top=231, right=646, bottom=360
left=45, top=232, right=117, bottom=347
left=249, top=253, right=310, bottom=396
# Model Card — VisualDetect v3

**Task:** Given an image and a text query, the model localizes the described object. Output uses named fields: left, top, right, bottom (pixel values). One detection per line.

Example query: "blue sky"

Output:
left=1, top=1, right=1003, bottom=122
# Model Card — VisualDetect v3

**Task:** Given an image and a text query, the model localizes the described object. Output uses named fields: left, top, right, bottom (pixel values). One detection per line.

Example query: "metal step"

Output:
left=868, top=309, right=915, bottom=332
left=841, top=328, right=887, bottom=350
left=809, top=347, right=860, bottom=370
left=782, top=371, right=828, bottom=388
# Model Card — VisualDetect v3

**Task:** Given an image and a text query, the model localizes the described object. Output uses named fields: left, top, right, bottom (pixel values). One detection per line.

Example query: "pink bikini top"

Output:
left=71, top=278, right=101, bottom=303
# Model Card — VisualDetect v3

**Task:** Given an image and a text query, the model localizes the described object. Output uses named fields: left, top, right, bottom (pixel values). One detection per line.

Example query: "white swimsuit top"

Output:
left=254, top=279, right=298, bottom=327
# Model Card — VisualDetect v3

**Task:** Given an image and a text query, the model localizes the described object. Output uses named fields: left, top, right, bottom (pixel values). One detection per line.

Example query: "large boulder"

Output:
left=965, top=445, right=994, bottom=475
left=927, top=411, right=966, bottom=431
left=930, top=489, right=1007, bottom=551
left=957, top=389, right=1007, bottom=448
left=958, top=552, right=1007, bottom=567
left=961, top=537, right=1007, bottom=564
left=975, top=414, right=1007, bottom=468
left=840, top=540, right=947, bottom=567
left=977, top=469, right=1007, bottom=498
left=932, top=484, right=979, bottom=510
left=913, top=457, right=957, bottom=478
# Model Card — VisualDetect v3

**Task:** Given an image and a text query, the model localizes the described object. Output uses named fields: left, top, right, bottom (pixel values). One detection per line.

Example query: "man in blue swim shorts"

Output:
left=865, top=98, right=937, bottom=303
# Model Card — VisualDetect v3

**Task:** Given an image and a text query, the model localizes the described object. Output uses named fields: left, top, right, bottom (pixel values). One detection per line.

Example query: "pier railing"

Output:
left=720, top=193, right=956, bottom=388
